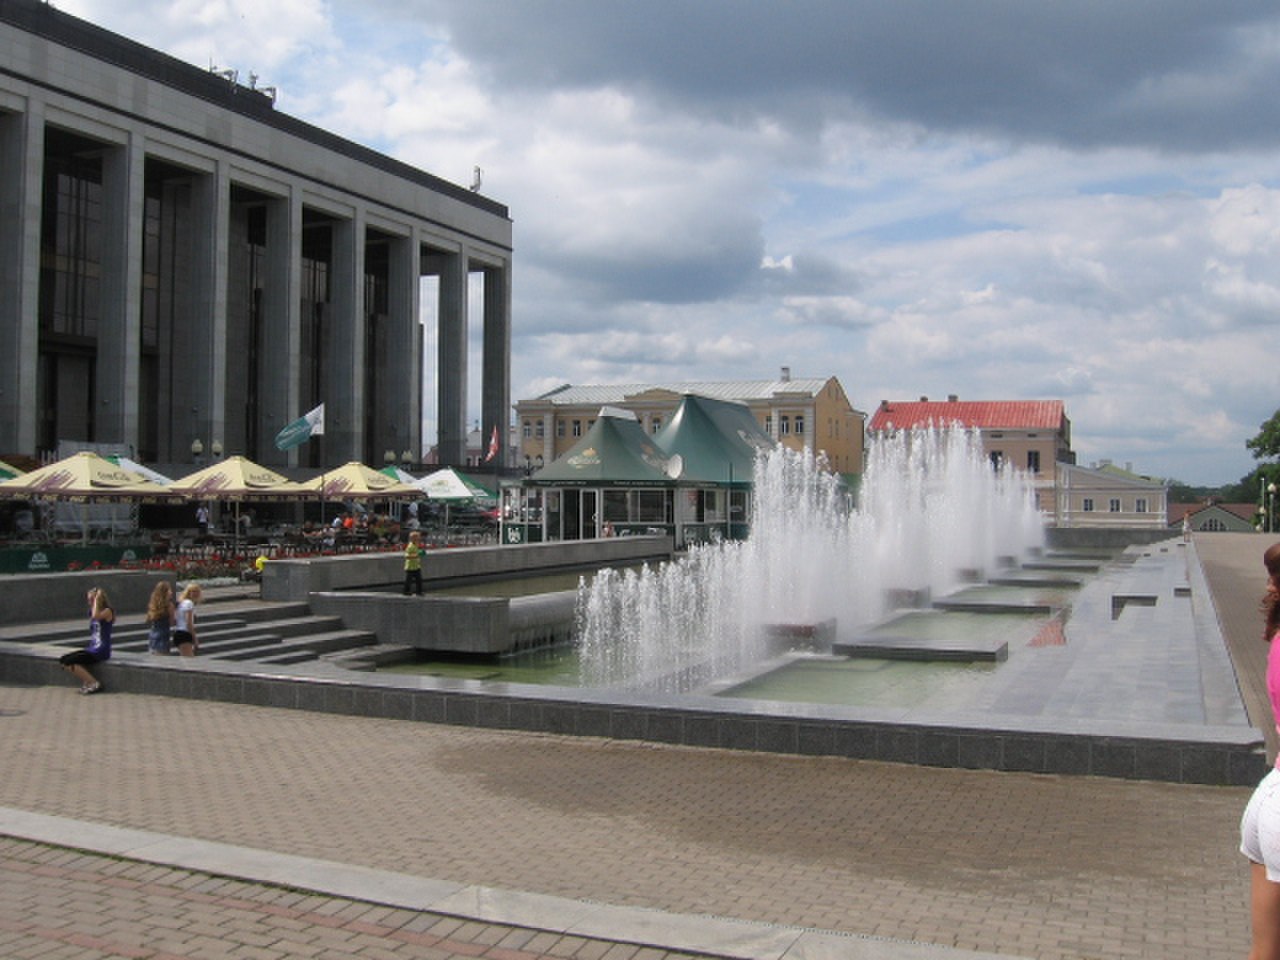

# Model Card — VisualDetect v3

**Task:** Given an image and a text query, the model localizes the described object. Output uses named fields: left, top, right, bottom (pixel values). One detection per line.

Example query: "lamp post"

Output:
left=401, top=450, right=413, bottom=470
left=384, top=449, right=396, bottom=466
left=211, top=440, right=223, bottom=460
left=190, top=438, right=204, bottom=466
left=1270, top=482, right=1277, bottom=534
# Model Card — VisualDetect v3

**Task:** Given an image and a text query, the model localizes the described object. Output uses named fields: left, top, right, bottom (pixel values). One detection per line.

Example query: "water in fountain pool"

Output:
left=576, top=427, right=1046, bottom=692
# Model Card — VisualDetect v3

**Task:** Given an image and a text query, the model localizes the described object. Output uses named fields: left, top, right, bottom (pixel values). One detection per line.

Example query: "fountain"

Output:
left=577, top=427, right=1046, bottom=692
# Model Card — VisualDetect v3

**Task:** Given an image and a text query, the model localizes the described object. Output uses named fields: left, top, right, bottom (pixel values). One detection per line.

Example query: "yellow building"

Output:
left=515, top=369, right=865, bottom=477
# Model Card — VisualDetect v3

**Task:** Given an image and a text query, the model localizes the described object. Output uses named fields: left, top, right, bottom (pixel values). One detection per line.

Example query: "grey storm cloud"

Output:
left=402, top=0, right=1280, bottom=152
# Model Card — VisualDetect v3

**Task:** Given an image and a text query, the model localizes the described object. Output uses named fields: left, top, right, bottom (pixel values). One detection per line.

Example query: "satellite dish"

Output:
left=665, top=454, right=684, bottom=480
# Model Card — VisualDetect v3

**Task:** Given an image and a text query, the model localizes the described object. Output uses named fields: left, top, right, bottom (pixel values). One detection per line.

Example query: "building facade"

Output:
left=514, top=370, right=865, bottom=476
left=867, top=396, right=1073, bottom=514
left=0, top=0, right=512, bottom=471
left=1169, top=502, right=1258, bottom=534
left=1055, top=461, right=1169, bottom=529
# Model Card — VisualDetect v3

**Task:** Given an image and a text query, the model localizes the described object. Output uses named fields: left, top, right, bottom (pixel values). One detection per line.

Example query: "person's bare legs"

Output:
left=1251, top=861, right=1280, bottom=960
left=62, top=663, right=97, bottom=688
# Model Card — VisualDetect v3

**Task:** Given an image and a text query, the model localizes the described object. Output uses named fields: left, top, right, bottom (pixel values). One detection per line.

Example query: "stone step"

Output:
left=216, top=629, right=377, bottom=663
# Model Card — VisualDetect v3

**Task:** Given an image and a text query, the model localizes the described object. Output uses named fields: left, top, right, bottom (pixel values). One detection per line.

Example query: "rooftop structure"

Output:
left=516, top=370, right=864, bottom=476
left=0, top=0, right=513, bottom=470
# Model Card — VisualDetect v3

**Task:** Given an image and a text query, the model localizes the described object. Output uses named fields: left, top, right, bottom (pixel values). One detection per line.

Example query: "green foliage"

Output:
left=1247, top=409, right=1280, bottom=461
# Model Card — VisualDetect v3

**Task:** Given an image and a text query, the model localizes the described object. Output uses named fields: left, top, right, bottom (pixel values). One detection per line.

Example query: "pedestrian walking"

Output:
left=59, top=587, right=112, bottom=694
left=1240, top=541, right=1280, bottom=959
left=174, top=583, right=202, bottom=656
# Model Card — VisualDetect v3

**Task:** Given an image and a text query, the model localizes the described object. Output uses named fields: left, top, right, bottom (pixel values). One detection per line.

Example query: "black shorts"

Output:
left=173, top=630, right=194, bottom=648
left=60, top=650, right=102, bottom=667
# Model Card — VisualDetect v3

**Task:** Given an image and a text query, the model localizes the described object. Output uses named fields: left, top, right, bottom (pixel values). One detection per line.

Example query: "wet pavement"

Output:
left=0, top=532, right=1274, bottom=959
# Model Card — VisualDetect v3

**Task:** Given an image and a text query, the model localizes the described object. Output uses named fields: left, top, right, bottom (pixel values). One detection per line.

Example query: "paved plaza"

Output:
left=0, top=533, right=1274, bottom=959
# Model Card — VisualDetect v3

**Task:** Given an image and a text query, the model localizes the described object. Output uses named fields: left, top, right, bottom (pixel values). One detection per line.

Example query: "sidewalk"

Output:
left=0, top=533, right=1272, bottom=959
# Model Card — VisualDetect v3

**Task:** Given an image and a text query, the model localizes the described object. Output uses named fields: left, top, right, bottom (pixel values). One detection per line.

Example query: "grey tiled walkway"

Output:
left=0, top=532, right=1274, bottom=959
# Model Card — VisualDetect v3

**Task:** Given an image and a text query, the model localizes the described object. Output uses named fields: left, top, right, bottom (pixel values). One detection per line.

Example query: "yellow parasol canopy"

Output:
left=0, top=451, right=177, bottom=502
left=0, top=458, right=25, bottom=480
left=168, top=455, right=309, bottom=501
left=301, top=461, right=421, bottom=500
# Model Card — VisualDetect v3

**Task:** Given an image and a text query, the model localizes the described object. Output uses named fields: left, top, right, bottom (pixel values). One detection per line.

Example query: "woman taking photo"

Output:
left=59, top=587, right=112, bottom=694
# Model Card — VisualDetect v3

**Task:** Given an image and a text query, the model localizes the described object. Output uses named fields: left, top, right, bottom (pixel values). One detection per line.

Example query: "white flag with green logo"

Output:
left=274, top=404, right=325, bottom=451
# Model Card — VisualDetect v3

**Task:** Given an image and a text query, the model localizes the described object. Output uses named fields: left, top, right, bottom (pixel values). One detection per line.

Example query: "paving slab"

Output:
left=0, top=532, right=1272, bottom=959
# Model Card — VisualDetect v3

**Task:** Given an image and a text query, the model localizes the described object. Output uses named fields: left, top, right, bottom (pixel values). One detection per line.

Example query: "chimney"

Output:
left=780, top=366, right=791, bottom=382
left=948, top=394, right=958, bottom=402
left=919, top=395, right=929, bottom=402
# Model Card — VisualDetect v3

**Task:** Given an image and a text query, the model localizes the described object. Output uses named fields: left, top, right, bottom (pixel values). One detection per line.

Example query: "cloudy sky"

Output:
left=57, top=0, right=1280, bottom=485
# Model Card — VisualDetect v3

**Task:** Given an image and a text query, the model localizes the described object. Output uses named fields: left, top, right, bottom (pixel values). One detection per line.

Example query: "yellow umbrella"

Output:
left=170, top=456, right=311, bottom=553
left=301, top=461, right=421, bottom=500
left=0, top=451, right=177, bottom=543
left=0, top=451, right=176, bottom=502
left=168, top=455, right=309, bottom=501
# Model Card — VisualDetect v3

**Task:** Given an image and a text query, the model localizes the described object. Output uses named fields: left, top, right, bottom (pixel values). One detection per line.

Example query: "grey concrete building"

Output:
left=0, top=0, right=512, bottom=470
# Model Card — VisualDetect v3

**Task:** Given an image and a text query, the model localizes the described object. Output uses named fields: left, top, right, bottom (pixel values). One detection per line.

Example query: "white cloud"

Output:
left=45, top=1, right=1280, bottom=484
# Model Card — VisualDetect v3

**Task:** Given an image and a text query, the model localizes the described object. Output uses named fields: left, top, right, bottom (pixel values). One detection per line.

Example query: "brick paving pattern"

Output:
left=0, top=682, right=1254, bottom=958
left=0, top=532, right=1274, bottom=959
left=0, top=836, right=701, bottom=960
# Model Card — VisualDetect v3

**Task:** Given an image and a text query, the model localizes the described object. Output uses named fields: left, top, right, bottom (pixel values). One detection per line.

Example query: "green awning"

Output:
left=532, top=414, right=675, bottom=486
left=654, top=394, right=774, bottom=485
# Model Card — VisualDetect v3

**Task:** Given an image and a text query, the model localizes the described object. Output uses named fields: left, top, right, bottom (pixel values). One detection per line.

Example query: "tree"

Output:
left=1247, top=409, right=1280, bottom=461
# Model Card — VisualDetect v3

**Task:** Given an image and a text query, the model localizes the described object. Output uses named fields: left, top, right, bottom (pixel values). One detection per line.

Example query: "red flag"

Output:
left=483, top=425, right=500, bottom=463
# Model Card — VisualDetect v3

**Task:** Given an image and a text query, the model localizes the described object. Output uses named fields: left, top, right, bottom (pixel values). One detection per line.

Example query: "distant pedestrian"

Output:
left=1240, top=542, right=1280, bottom=957
left=403, top=530, right=423, bottom=595
left=196, top=503, right=209, bottom=537
left=174, top=583, right=203, bottom=656
left=145, top=581, right=176, bottom=654
left=59, top=587, right=112, bottom=694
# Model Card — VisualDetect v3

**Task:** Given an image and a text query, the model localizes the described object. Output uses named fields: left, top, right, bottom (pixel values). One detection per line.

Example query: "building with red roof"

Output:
left=868, top=395, right=1073, bottom=514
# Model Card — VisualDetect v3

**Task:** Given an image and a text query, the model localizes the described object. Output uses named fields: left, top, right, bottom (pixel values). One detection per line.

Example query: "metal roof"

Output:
left=532, top=378, right=831, bottom=406
left=868, top=400, right=1065, bottom=432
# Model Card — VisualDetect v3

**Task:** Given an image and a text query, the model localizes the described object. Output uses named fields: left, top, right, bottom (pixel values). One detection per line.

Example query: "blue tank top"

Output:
left=87, top=615, right=112, bottom=660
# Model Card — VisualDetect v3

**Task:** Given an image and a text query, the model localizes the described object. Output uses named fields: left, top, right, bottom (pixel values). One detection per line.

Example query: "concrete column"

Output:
left=260, top=189, right=301, bottom=466
left=481, top=262, right=511, bottom=467
left=96, top=135, right=145, bottom=447
left=326, top=213, right=364, bottom=463
left=0, top=104, right=42, bottom=454
left=384, top=229, right=421, bottom=462
left=183, top=163, right=230, bottom=461
left=435, top=247, right=468, bottom=466
left=541, top=413, right=554, bottom=464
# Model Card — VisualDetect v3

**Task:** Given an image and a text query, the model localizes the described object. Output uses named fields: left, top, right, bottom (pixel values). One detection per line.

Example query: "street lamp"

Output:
left=401, top=450, right=413, bottom=469
left=211, top=440, right=223, bottom=460
left=1270, top=482, right=1277, bottom=534
left=384, top=449, right=396, bottom=465
left=190, top=438, right=204, bottom=466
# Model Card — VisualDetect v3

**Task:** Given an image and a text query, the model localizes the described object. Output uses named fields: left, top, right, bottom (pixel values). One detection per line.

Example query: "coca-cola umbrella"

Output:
left=0, top=451, right=179, bottom=542
left=169, top=456, right=310, bottom=553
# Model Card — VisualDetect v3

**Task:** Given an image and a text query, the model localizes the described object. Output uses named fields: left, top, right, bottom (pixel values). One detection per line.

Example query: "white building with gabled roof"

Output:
left=1054, top=461, right=1169, bottom=529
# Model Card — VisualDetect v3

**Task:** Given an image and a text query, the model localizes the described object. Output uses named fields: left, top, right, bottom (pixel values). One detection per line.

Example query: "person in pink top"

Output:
left=1241, top=542, right=1280, bottom=959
